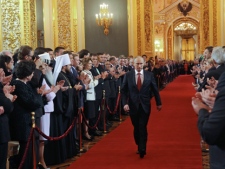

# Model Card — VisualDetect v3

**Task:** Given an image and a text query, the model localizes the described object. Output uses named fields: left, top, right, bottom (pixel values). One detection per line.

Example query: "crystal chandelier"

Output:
left=174, top=22, right=197, bottom=39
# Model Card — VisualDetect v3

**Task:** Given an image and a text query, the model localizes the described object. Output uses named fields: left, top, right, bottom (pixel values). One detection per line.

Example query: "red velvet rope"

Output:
left=106, top=93, right=121, bottom=114
left=35, top=115, right=77, bottom=141
left=18, top=128, right=34, bottom=169
left=81, top=98, right=104, bottom=129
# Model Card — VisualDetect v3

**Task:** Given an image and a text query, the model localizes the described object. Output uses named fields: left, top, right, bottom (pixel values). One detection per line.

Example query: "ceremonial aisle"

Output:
left=68, top=75, right=202, bottom=169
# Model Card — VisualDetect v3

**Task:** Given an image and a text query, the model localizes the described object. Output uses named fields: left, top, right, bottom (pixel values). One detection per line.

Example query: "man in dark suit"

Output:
left=192, top=87, right=225, bottom=169
left=121, top=56, right=162, bottom=158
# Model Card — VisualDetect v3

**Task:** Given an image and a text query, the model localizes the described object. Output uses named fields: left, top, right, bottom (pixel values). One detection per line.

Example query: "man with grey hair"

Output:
left=197, top=46, right=225, bottom=92
left=121, top=56, right=162, bottom=158
left=0, top=50, right=13, bottom=57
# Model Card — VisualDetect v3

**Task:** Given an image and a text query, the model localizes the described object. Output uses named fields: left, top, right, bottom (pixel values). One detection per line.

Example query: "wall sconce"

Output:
left=95, top=3, right=113, bottom=35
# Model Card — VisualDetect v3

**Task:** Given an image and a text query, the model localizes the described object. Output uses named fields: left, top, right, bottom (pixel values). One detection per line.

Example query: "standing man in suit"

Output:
left=121, top=56, right=162, bottom=158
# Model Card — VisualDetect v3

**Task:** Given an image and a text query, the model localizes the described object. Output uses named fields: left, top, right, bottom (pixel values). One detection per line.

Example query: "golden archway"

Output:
left=171, top=17, right=199, bottom=61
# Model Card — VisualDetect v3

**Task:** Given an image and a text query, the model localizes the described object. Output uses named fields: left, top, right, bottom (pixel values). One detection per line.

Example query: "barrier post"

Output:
left=31, top=112, right=36, bottom=169
left=102, top=90, right=107, bottom=134
left=119, top=86, right=122, bottom=122
left=78, top=109, right=84, bottom=153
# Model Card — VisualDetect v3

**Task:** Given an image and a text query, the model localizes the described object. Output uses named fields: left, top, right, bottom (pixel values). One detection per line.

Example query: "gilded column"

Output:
left=0, top=0, right=21, bottom=52
left=71, top=0, right=78, bottom=52
left=22, top=0, right=37, bottom=48
left=144, top=0, right=154, bottom=57
left=29, top=0, right=37, bottom=48
left=167, top=26, right=172, bottom=60
left=137, top=0, right=141, bottom=55
left=200, top=0, right=210, bottom=52
left=212, top=0, right=217, bottom=46
left=56, top=0, right=71, bottom=50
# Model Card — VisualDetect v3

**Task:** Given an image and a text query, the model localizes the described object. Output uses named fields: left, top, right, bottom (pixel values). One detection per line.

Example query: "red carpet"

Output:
left=68, top=75, right=202, bottom=169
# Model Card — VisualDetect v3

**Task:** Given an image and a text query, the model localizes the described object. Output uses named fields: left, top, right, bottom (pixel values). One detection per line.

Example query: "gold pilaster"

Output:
left=137, top=0, right=141, bottom=55
left=70, top=0, right=78, bottom=52
left=167, top=26, right=172, bottom=60
left=144, top=0, right=154, bottom=57
left=23, top=0, right=37, bottom=48
left=56, top=0, right=71, bottom=49
left=0, top=0, right=21, bottom=52
left=200, top=0, right=210, bottom=52
left=29, top=0, right=37, bottom=48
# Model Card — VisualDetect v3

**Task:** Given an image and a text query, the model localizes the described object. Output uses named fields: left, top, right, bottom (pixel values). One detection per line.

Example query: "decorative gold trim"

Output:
left=57, top=0, right=71, bottom=50
left=23, top=0, right=30, bottom=45
left=73, top=19, right=78, bottom=52
left=137, top=0, right=141, bottom=55
left=201, top=0, right=209, bottom=52
left=1, top=0, right=21, bottom=52
left=167, top=26, right=172, bottom=60
left=213, top=0, right=217, bottom=46
left=30, top=0, right=37, bottom=48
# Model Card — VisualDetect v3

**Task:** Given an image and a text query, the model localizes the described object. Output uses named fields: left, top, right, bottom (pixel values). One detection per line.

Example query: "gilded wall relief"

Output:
left=57, top=0, right=71, bottom=50
left=30, top=0, right=37, bottom=48
left=73, top=19, right=78, bottom=52
left=137, top=0, right=141, bottom=55
left=23, top=0, right=30, bottom=45
left=144, top=0, right=151, bottom=51
left=167, top=26, right=172, bottom=59
left=201, top=0, right=209, bottom=51
left=213, top=0, right=217, bottom=46
left=144, top=0, right=154, bottom=56
left=1, top=0, right=21, bottom=51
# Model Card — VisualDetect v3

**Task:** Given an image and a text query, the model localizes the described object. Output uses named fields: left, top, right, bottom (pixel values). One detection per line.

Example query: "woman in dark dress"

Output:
left=0, top=81, right=15, bottom=169
left=9, top=60, right=43, bottom=169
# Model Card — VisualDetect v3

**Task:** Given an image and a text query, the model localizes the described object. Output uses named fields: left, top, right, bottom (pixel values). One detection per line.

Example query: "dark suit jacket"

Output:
left=216, top=71, right=225, bottom=91
left=198, top=87, right=225, bottom=168
left=198, top=64, right=225, bottom=92
left=121, top=70, right=161, bottom=114
left=0, top=86, right=13, bottom=143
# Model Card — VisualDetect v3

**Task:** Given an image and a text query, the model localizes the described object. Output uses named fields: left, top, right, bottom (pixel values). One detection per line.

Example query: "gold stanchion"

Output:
left=31, top=112, right=35, bottom=128
left=78, top=109, right=83, bottom=152
left=119, top=86, right=122, bottom=122
left=31, top=112, right=36, bottom=169
left=102, top=90, right=107, bottom=134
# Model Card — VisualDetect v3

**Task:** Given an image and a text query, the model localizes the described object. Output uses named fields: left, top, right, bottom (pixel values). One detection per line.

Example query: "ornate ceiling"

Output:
left=154, top=0, right=200, bottom=24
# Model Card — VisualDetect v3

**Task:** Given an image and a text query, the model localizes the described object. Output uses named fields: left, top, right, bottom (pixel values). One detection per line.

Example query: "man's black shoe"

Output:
left=139, top=151, right=146, bottom=158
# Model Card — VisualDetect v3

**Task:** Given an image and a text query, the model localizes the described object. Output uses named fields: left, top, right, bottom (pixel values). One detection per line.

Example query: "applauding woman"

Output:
left=9, top=60, right=43, bottom=169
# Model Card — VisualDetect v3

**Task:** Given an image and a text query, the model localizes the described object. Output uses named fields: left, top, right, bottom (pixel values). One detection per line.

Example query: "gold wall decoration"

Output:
left=29, top=0, right=37, bottom=48
left=144, top=0, right=154, bottom=56
left=137, top=0, right=141, bottom=55
left=73, top=19, right=78, bottom=52
left=23, top=0, right=30, bottom=45
left=23, top=0, right=37, bottom=48
left=167, top=26, right=172, bottom=59
left=0, top=0, right=21, bottom=52
left=200, top=0, right=209, bottom=52
left=144, top=0, right=151, bottom=43
left=213, top=0, right=217, bottom=46
left=56, top=0, right=71, bottom=50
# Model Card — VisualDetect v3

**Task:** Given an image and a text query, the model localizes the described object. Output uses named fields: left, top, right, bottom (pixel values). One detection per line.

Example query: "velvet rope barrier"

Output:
left=18, top=128, right=34, bottom=169
left=81, top=97, right=104, bottom=129
left=106, top=92, right=121, bottom=114
left=35, top=114, right=77, bottom=141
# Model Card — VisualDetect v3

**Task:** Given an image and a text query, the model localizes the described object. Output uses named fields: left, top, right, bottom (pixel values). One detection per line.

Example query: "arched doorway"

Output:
left=172, top=17, right=199, bottom=61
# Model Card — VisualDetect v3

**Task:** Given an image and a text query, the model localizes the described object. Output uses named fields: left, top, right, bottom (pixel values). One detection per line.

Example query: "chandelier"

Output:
left=95, top=3, right=113, bottom=35
left=174, top=22, right=197, bottom=39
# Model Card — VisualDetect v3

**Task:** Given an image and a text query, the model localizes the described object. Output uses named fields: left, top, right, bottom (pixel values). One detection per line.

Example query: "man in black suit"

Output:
left=192, top=87, right=225, bottom=169
left=121, top=56, right=162, bottom=158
